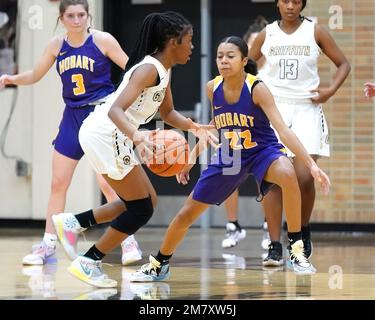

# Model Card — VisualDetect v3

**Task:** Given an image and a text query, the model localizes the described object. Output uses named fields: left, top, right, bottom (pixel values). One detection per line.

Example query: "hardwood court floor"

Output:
left=0, top=227, right=375, bottom=300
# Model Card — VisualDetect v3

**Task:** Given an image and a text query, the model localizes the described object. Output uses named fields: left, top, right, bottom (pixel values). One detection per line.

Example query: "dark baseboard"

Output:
left=310, top=223, right=375, bottom=232
left=282, top=222, right=375, bottom=233
left=0, top=219, right=45, bottom=229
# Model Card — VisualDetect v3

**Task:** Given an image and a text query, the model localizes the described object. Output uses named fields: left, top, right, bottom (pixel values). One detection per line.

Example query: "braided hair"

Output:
left=126, top=11, right=192, bottom=71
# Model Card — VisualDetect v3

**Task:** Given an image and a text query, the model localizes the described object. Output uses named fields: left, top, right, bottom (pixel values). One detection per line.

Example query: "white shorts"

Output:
left=272, top=96, right=330, bottom=158
left=79, top=103, right=140, bottom=180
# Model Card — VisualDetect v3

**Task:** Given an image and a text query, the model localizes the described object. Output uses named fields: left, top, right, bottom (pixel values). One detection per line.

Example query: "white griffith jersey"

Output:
left=105, top=55, right=170, bottom=128
left=258, top=19, right=321, bottom=99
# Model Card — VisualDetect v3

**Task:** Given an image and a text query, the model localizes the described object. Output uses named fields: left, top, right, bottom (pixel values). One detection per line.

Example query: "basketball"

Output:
left=147, top=129, right=190, bottom=177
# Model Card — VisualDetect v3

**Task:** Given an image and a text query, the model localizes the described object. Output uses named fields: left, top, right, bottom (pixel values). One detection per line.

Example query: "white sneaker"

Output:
left=52, top=213, right=86, bottom=260
left=287, top=240, right=316, bottom=275
left=121, top=235, right=142, bottom=265
left=130, top=255, right=170, bottom=282
left=74, top=288, right=118, bottom=300
left=23, top=263, right=57, bottom=298
left=221, top=222, right=246, bottom=249
left=222, top=253, right=246, bottom=270
left=22, top=241, right=56, bottom=265
left=68, top=256, right=117, bottom=288
left=129, top=282, right=171, bottom=300
left=261, top=221, right=271, bottom=250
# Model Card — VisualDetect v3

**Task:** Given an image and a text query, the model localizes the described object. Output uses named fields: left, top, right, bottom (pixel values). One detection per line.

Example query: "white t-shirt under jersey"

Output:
left=258, top=19, right=321, bottom=99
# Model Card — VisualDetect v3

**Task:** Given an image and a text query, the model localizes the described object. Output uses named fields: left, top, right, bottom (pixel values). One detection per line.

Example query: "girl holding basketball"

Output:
left=51, top=11, right=217, bottom=288
left=0, top=0, right=142, bottom=267
left=130, top=36, right=330, bottom=282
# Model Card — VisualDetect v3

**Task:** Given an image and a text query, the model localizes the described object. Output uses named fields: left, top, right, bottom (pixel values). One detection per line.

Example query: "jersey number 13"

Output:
left=279, top=59, right=299, bottom=80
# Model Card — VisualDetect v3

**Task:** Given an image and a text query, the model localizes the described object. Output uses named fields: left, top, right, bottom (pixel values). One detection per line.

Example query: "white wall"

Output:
left=0, top=0, right=102, bottom=220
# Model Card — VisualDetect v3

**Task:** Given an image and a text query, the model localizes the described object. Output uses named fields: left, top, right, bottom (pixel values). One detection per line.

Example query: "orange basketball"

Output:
left=147, top=129, right=190, bottom=177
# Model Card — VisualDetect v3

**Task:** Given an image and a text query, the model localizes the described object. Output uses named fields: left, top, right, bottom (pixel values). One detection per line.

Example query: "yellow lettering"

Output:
left=76, top=55, right=82, bottom=68
left=59, top=60, right=65, bottom=74
left=64, top=58, right=70, bottom=72
left=225, top=113, right=233, bottom=126
left=89, top=58, right=95, bottom=72
left=240, top=114, right=248, bottom=127
left=247, top=116, right=254, bottom=127
left=70, top=55, right=76, bottom=69
left=214, top=116, right=221, bottom=130
left=233, top=113, right=241, bottom=126
left=219, top=114, right=227, bottom=128
left=82, top=56, right=89, bottom=70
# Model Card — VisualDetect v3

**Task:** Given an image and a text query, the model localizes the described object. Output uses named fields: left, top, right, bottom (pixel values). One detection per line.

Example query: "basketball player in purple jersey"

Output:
left=0, top=0, right=142, bottom=266
left=130, top=36, right=330, bottom=282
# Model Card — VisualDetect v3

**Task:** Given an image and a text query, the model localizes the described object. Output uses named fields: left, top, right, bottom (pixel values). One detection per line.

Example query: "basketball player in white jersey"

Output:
left=0, top=0, right=143, bottom=267
left=51, top=11, right=217, bottom=288
left=249, top=0, right=350, bottom=268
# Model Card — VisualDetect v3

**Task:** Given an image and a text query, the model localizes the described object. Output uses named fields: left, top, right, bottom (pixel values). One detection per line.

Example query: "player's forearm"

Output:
left=108, top=107, right=137, bottom=141
left=328, top=62, right=351, bottom=95
left=162, top=110, right=194, bottom=131
left=12, top=70, right=41, bottom=85
left=279, top=129, right=315, bottom=170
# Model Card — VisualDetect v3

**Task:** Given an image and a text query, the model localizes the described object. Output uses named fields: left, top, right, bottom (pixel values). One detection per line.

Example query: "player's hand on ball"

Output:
left=133, top=129, right=161, bottom=164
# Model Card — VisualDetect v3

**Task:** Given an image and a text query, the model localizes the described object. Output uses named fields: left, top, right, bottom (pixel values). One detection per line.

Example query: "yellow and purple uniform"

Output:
left=192, top=74, right=287, bottom=205
left=53, top=34, right=115, bottom=160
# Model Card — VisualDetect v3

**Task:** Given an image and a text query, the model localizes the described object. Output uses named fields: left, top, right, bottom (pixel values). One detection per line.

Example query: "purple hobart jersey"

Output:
left=193, top=74, right=287, bottom=205
left=53, top=34, right=115, bottom=160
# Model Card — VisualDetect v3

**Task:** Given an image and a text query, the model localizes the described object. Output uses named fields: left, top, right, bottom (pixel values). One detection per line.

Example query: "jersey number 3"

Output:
left=72, top=74, right=86, bottom=96
left=224, top=130, right=258, bottom=150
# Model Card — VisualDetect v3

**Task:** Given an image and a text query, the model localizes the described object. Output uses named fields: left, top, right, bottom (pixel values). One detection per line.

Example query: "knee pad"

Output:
left=110, top=196, right=154, bottom=235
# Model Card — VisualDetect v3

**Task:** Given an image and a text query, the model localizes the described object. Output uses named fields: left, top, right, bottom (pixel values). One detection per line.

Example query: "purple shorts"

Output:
left=53, top=105, right=96, bottom=160
left=192, top=145, right=287, bottom=205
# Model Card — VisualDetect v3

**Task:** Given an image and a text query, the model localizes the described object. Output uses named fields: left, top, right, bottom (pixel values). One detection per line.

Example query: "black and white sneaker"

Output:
left=303, top=237, right=313, bottom=259
left=287, top=240, right=316, bottom=274
left=221, top=222, right=246, bottom=248
left=262, top=241, right=284, bottom=267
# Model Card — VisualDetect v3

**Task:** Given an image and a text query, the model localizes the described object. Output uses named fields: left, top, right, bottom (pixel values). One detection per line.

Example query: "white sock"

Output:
left=123, top=235, right=135, bottom=245
left=43, top=233, right=57, bottom=248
